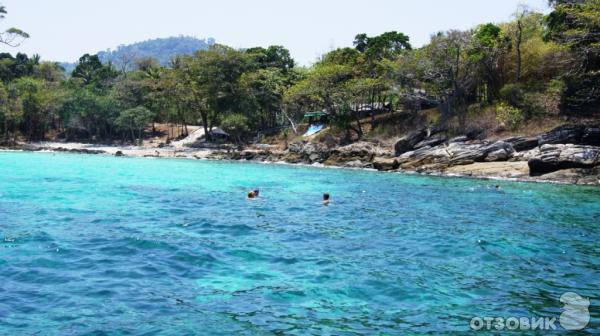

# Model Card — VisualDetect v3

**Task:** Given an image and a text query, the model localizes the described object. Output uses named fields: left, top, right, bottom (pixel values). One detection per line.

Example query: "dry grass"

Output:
left=142, top=123, right=201, bottom=144
left=252, top=107, right=597, bottom=149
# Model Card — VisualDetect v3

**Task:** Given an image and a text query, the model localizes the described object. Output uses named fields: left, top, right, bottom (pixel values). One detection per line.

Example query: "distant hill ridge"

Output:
left=61, top=35, right=215, bottom=73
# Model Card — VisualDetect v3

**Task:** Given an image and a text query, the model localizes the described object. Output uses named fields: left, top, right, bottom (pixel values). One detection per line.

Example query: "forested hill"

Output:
left=61, top=36, right=215, bottom=73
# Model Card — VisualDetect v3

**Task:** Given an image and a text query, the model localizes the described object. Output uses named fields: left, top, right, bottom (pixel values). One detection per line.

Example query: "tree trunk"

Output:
left=353, top=110, right=363, bottom=139
left=201, top=112, right=211, bottom=141
left=283, top=108, right=297, bottom=135
left=516, top=19, right=523, bottom=82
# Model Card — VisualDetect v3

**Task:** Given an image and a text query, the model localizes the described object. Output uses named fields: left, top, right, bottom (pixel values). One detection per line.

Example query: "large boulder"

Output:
left=398, top=146, right=451, bottom=168
left=528, top=144, right=600, bottom=175
left=394, top=128, right=428, bottom=156
left=483, top=141, right=515, bottom=162
left=396, top=140, right=515, bottom=168
left=512, top=148, right=541, bottom=162
left=537, top=167, right=600, bottom=185
left=446, top=142, right=488, bottom=165
left=325, top=141, right=389, bottom=166
left=538, top=124, right=586, bottom=145
left=503, top=136, right=539, bottom=152
left=286, top=142, right=330, bottom=163
left=446, top=141, right=515, bottom=164
left=414, top=134, right=447, bottom=149
left=372, top=157, right=399, bottom=171
left=582, top=126, right=600, bottom=146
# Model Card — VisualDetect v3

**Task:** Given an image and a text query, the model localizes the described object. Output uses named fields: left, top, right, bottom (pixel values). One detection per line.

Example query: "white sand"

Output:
left=28, top=140, right=215, bottom=159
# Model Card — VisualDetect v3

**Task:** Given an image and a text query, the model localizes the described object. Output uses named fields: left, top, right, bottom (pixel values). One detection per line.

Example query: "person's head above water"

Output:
left=247, top=191, right=255, bottom=199
left=323, top=193, right=330, bottom=204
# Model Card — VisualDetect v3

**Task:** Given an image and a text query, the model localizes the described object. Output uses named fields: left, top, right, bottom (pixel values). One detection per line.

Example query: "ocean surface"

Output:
left=0, top=151, right=598, bottom=335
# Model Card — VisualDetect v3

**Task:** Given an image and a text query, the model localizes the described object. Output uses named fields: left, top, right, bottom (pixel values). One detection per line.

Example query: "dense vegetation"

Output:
left=60, top=36, right=216, bottom=73
left=0, top=0, right=598, bottom=146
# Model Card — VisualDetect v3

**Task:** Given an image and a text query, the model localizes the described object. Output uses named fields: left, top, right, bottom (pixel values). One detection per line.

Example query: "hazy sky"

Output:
left=1, top=0, right=550, bottom=66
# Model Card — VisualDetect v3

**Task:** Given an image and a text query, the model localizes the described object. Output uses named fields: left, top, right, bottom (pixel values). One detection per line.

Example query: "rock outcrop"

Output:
left=196, top=123, right=600, bottom=185
left=528, top=144, right=600, bottom=175
left=504, top=136, right=538, bottom=151
left=394, top=128, right=428, bottom=156
left=396, top=140, right=516, bottom=168
left=372, top=157, right=399, bottom=171
left=538, top=124, right=600, bottom=146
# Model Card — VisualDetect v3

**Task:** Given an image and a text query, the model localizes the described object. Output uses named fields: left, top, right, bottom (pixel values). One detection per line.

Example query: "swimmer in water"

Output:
left=323, top=192, right=330, bottom=205
left=247, top=191, right=256, bottom=199
left=495, top=185, right=501, bottom=190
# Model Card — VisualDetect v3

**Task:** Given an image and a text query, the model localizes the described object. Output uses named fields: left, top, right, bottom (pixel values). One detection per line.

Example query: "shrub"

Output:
left=500, top=83, right=525, bottom=108
left=495, top=103, right=524, bottom=130
left=522, top=79, right=565, bottom=117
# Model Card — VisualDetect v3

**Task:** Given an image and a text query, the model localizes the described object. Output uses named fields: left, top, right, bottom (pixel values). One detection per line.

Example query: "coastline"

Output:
left=3, top=139, right=599, bottom=186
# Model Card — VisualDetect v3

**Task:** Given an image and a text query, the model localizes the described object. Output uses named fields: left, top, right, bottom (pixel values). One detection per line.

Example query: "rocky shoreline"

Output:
left=3, top=124, right=599, bottom=185
left=205, top=124, right=600, bottom=185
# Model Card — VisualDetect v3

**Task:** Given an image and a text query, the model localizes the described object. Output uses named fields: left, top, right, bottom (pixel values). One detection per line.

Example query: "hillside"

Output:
left=60, top=36, right=215, bottom=73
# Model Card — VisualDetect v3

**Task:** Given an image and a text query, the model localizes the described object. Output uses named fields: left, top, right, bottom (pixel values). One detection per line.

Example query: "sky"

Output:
left=1, top=0, right=550, bottom=66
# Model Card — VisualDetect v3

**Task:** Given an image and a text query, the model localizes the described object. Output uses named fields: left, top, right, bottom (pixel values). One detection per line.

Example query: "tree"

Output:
left=353, top=31, right=412, bottom=60
left=0, top=82, right=9, bottom=140
left=179, top=45, right=254, bottom=140
left=285, top=63, right=364, bottom=139
left=513, top=5, right=532, bottom=82
left=246, top=45, right=295, bottom=72
left=420, top=30, right=476, bottom=125
left=33, top=61, right=66, bottom=82
left=545, top=0, right=600, bottom=114
left=115, top=106, right=154, bottom=144
left=470, top=23, right=511, bottom=103
left=0, top=5, right=29, bottom=47
left=15, top=77, right=44, bottom=140
left=220, top=113, right=249, bottom=147
left=72, top=54, right=118, bottom=87
left=0, top=81, right=21, bottom=141
left=240, top=68, right=288, bottom=131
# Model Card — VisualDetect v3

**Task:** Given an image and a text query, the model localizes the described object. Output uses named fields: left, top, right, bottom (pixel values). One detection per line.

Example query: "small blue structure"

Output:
left=303, top=111, right=328, bottom=136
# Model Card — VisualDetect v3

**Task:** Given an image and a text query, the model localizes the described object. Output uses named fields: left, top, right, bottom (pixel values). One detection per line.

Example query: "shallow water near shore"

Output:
left=0, top=151, right=598, bottom=334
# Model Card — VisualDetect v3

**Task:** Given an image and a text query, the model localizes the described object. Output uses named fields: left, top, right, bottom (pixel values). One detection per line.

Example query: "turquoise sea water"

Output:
left=0, top=151, right=598, bottom=335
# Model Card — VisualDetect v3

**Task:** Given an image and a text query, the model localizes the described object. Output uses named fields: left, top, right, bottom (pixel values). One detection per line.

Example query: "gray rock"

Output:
left=398, top=145, right=451, bottom=168
left=528, top=144, right=600, bottom=175
left=485, top=148, right=512, bottom=162
left=482, top=141, right=515, bottom=162
left=343, top=160, right=367, bottom=168
left=308, top=153, right=321, bottom=163
left=504, top=136, right=538, bottom=151
left=449, top=136, right=468, bottom=143
left=325, top=141, right=389, bottom=166
left=414, top=134, right=447, bottom=149
left=538, top=167, right=600, bottom=185
left=372, top=157, right=399, bottom=171
left=394, top=128, right=428, bottom=156
left=582, top=126, right=600, bottom=146
left=447, top=142, right=488, bottom=165
left=538, top=124, right=586, bottom=145
left=512, top=148, right=540, bottom=162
